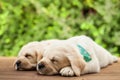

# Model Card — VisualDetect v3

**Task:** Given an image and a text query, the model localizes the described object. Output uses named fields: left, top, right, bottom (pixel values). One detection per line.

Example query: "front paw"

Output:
left=60, top=66, right=74, bottom=77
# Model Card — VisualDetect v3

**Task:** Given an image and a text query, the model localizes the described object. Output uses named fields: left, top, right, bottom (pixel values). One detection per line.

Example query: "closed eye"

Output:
left=25, top=53, right=33, bottom=59
left=51, top=57, right=58, bottom=64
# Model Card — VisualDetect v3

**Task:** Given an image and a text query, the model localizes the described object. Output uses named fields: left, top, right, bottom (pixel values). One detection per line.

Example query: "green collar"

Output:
left=77, top=44, right=92, bottom=62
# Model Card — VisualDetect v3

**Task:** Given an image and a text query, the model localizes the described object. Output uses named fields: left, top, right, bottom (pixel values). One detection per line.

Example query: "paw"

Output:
left=60, top=66, right=74, bottom=77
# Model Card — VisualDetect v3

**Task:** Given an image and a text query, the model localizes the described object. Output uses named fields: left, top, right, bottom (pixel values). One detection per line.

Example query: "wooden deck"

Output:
left=0, top=57, right=120, bottom=80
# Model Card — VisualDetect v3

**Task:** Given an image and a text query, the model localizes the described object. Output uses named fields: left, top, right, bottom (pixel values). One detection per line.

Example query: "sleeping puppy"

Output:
left=37, top=35, right=118, bottom=76
left=14, top=40, right=60, bottom=71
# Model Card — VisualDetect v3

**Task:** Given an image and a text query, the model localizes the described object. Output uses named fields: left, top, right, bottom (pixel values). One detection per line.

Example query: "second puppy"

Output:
left=37, top=35, right=118, bottom=76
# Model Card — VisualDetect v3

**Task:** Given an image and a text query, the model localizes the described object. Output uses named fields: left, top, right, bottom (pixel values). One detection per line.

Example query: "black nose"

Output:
left=16, top=60, right=21, bottom=66
left=38, top=63, right=45, bottom=69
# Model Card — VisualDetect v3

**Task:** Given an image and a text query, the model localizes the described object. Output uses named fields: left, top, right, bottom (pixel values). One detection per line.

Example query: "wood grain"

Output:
left=0, top=57, right=120, bottom=80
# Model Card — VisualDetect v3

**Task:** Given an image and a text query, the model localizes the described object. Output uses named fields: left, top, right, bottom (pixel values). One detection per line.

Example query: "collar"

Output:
left=77, top=44, right=92, bottom=62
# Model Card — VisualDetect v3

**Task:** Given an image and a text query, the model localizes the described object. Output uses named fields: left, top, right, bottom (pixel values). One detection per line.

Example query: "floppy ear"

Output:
left=66, top=54, right=86, bottom=76
left=34, top=49, right=43, bottom=62
left=35, top=45, right=49, bottom=62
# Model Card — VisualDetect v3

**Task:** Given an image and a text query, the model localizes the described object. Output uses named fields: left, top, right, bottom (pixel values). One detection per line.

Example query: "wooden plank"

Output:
left=0, top=57, right=120, bottom=80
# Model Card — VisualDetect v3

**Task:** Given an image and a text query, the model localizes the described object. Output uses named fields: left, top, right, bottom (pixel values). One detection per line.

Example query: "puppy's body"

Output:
left=68, top=35, right=118, bottom=74
left=37, top=35, right=118, bottom=76
left=14, top=39, right=61, bottom=70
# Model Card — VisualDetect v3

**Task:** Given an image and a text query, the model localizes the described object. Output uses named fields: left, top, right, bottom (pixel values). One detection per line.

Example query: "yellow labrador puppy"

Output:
left=37, top=35, right=118, bottom=76
left=14, top=40, right=60, bottom=70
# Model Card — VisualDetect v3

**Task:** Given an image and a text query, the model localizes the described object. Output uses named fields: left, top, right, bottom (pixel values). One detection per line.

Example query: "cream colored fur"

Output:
left=37, top=35, right=118, bottom=76
left=14, top=40, right=60, bottom=70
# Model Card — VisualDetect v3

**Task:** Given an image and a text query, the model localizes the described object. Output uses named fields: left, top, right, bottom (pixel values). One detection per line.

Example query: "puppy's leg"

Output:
left=109, top=55, right=118, bottom=65
left=112, top=56, right=118, bottom=62
left=81, top=56, right=100, bottom=74
left=60, top=66, right=74, bottom=77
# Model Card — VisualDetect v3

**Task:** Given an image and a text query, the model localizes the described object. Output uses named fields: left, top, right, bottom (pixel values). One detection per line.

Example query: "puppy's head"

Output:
left=37, top=42, right=86, bottom=76
left=14, top=42, right=43, bottom=71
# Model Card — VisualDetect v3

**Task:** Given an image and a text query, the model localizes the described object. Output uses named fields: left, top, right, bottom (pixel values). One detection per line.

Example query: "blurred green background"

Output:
left=0, top=0, right=120, bottom=57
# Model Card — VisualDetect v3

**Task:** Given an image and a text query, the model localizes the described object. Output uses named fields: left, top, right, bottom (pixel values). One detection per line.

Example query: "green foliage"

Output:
left=0, top=0, right=120, bottom=56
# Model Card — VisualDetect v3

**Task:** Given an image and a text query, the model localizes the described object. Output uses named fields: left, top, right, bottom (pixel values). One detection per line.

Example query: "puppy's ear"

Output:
left=66, top=54, right=86, bottom=76
left=35, top=46, right=48, bottom=62
left=35, top=50, right=43, bottom=62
